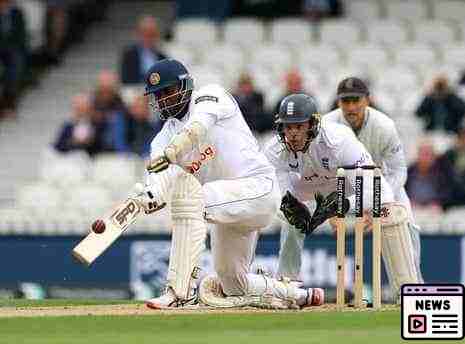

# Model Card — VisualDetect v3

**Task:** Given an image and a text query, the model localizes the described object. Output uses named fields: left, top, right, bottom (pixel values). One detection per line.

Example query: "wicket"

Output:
left=335, top=165, right=382, bottom=310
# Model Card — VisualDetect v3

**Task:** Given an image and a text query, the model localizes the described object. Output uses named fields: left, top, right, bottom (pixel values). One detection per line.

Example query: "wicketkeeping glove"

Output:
left=280, top=191, right=313, bottom=234
left=308, top=191, right=349, bottom=233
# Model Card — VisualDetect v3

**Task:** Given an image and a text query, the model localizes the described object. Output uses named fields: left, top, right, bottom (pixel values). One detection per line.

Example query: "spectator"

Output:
left=273, top=69, right=311, bottom=115
left=436, top=119, right=465, bottom=208
left=232, top=73, right=271, bottom=134
left=114, top=95, right=160, bottom=158
left=54, top=93, right=97, bottom=155
left=405, top=139, right=446, bottom=211
left=44, top=1, right=67, bottom=65
left=303, top=0, right=343, bottom=21
left=93, top=70, right=125, bottom=115
left=0, top=0, right=27, bottom=118
left=90, top=70, right=126, bottom=154
left=415, top=75, right=465, bottom=133
left=120, top=16, right=167, bottom=84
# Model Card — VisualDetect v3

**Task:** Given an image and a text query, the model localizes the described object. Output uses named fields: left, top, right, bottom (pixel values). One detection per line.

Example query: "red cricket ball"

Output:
left=91, top=219, right=106, bottom=234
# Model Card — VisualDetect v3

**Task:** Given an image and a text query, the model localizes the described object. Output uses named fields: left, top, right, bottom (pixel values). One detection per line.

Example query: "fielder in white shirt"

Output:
left=265, top=92, right=421, bottom=301
left=135, top=58, right=324, bottom=310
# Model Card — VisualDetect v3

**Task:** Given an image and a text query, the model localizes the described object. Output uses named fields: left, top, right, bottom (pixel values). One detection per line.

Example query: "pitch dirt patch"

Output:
left=0, top=303, right=399, bottom=317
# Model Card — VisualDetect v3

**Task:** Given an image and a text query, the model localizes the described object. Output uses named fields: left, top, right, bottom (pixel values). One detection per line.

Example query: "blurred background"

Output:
left=1, top=0, right=465, bottom=302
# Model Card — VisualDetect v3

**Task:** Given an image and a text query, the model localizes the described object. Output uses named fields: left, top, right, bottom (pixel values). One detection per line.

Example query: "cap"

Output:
left=337, top=77, right=369, bottom=99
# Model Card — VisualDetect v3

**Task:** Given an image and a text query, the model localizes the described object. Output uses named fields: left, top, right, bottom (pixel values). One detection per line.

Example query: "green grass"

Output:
left=1, top=305, right=453, bottom=344
left=0, top=298, right=137, bottom=308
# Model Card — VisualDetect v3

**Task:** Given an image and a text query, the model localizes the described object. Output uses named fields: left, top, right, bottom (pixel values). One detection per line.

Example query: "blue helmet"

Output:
left=275, top=93, right=321, bottom=153
left=144, top=58, right=194, bottom=120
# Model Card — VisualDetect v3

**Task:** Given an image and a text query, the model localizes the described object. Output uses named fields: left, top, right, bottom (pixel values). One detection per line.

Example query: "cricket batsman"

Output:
left=265, top=93, right=421, bottom=301
left=135, top=59, right=324, bottom=309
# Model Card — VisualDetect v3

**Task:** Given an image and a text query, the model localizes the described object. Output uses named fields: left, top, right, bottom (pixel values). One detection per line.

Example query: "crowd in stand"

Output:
left=5, top=0, right=465, bottom=213
left=0, top=0, right=108, bottom=119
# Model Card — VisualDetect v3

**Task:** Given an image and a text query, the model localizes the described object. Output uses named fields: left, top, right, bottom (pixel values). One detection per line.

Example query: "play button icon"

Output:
left=408, top=315, right=427, bottom=333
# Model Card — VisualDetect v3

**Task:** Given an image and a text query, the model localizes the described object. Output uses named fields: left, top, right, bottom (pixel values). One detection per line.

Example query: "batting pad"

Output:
left=166, top=171, right=207, bottom=300
left=199, top=275, right=299, bottom=310
left=380, top=203, right=420, bottom=296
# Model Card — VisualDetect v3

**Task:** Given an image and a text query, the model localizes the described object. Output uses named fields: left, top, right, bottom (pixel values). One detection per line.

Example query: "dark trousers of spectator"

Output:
left=0, top=48, right=24, bottom=114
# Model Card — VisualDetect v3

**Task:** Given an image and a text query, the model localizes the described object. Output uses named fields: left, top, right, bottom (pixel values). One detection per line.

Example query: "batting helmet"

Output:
left=144, top=58, right=194, bottom=120
left=275, top=93, right=321, bottom=152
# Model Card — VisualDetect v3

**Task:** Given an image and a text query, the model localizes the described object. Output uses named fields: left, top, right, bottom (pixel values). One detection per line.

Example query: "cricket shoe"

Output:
left=301, top=288, right=325, bottom=308
left=146, top=286, right=198, bottom=310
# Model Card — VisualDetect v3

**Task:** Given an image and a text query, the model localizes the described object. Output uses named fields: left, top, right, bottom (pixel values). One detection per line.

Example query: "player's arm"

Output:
left=380, top=125, right=407, bottom=193
left=264, top=142, right=314, bottom=233
left=307, top=136, right=376, bottom=233
left=147, top=92, right=228, bottom=174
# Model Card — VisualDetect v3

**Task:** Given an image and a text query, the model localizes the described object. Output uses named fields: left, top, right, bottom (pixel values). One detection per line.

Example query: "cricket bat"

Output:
left=72, top=198, right=141, bottom=266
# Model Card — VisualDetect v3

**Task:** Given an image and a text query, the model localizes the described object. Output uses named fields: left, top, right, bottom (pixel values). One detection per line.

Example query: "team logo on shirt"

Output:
left=188, top=146, right=215, bottom=173
left=149, top=72, right=161, bottom=85
left=322, top=157, right=330, bottom=170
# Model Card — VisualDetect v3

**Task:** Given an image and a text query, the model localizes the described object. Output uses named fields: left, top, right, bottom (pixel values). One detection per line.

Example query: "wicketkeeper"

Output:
left=265, top=93, right=421, bottom=301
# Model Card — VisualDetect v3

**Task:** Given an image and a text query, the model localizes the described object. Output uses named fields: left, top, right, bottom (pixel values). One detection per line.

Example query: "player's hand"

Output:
left=146, top=155, right=170, bottom=174
left=131, top=183, right=166, bottom=215
left=280, top=191, right=313, bottom=235
left=308, top=192, right=349, bottom=233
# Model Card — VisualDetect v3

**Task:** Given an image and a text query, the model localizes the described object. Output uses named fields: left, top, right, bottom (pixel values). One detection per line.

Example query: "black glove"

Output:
left=308, top=191, right=350, bottom=233
left=280, top=191, right=313, bottom=234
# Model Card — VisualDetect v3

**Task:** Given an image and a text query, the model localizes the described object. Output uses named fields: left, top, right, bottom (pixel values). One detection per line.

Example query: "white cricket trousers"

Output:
left=204, top=172, right=281, bottom=295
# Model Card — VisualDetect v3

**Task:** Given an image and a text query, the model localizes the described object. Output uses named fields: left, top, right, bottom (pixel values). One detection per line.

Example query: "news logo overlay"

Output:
left=401, top=284, right=464, bottom=340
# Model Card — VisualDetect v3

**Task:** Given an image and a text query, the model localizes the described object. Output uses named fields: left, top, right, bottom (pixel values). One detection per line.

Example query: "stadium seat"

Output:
left=200, top=43, right=246, bottom=73
left=398, top=91, right=424, bottom=117
left=440, top=44, right=465, bottom=69
left=38, top=151, right=90, bottom=187
left=16, top=183, right=62, bottom=214
left=319, top=20, right=362, bottom=47
left=374, top=65, right=419, bottom=95
left=395, top=44, right=438, bottom=70
left=65, top=183, right=111, bottom=216
left=432, top=0, right=465, bottom=22
left=163, top=42, right=197, bottom=69
left=440, top=207, right=465, bottom=234
left=413, top=207, right=442, bottom=234
left=371, top=91, right=398, bottom=116
left=250, top=44, right=294, bottom=75
left=325, top=64, right=368, bottom=93
left=189, top=65, right=225, bottom=89
left=346, top=0, right=382, bottom=20
left=299, top=67, right=326, bottom=94
left=385, top=1, right=429, bottom=22
left=173, top=19, right=218, bottom=46
left=0, top=208, right=27, bottom=235
left=244, top=64, right=278, bottom=94
left=270, top=19, right=312, bottom=47
left=412, top=20, right=457, bottom=45
left=297, top=43, right=343, bottom=70
left=91, top=154, right=139, bottom=195
left=346, top=44, right=391, bottom=68
left=365, top=20, right=410, bottom=45
left=223, top=18, right=266, bottom=48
